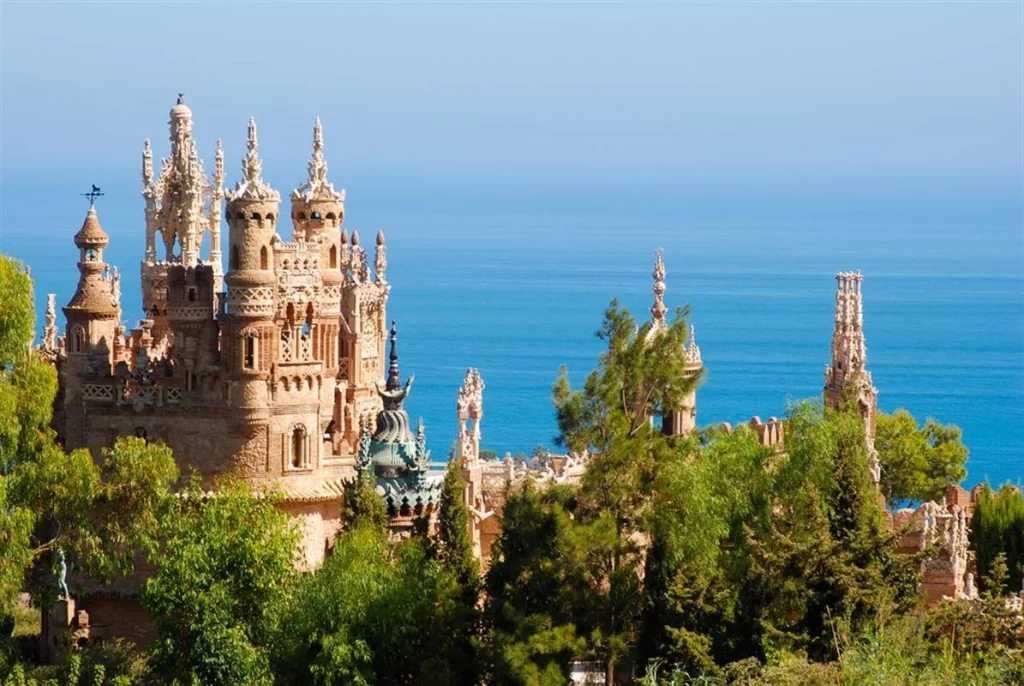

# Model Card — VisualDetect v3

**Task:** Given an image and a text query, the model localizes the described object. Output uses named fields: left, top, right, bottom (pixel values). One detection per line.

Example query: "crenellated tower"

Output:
left=824, top=270, right=880, bottom=484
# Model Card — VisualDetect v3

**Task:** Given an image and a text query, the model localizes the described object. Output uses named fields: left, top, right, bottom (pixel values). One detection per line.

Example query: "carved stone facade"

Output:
left=52, top=99, right=399, bottom=640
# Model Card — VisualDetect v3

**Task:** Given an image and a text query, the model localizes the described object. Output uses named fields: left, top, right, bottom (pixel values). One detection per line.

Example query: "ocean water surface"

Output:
left=2, top=175, right=1020, bottom=487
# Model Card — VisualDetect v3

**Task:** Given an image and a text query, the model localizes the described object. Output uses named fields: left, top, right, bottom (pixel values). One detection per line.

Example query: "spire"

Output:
left=685, top=324, right=702, bottom=366
left=142, top=139, right=154, bottom=188
left=226, top=118, right=280, bottom=202
left=42, top=294, right=57, bottom=351
left=291, top=117, right=344, bottom=202
left=386, top=320, right=401, bottom=391
left=650, top=248, right=668, bottom=333
left=375, top=230, right=387, bottom=284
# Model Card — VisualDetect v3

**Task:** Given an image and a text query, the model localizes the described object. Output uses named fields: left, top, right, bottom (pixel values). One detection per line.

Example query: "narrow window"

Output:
left=188, top=287, right=196, bottom=302
left=260, top=246, right=268, bottom=270
left=230, top=245, right=240, bottom=270
left=243, top=335, right=256, bottom=370
left=291, top=426, right=305, bottom=468
left=329, top=245, right=338, bottom=268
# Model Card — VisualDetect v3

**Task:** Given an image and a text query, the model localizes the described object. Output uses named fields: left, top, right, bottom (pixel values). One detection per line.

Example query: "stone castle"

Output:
left=47, top=97, right=451, bottom=572
left=38, top=97, right=973, bottom=644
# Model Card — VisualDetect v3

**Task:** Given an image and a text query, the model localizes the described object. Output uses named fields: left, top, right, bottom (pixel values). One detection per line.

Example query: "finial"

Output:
left=376, top=229, right=385, bottom=246
left=351, top=229, right=360, bottom=246
left=386, top=320, right=401, bottom=391
left=313, top=116, right=323, bottom=153
left=177, top=93, right=185, bottom=105
left=81, top=184, right=104, bottom=208
left=341, top=227, right=349, bottom=244
left=650, top=247, right=667, bottom=327
left=227, top=117, right=279, bottom=202
left=142, top=140, right=153, bottom=187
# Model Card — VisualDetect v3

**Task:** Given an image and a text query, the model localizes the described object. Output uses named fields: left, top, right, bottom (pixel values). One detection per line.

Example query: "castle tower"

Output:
left=141, top=95, right=220, bottom=348
left=457, top=368, right=485, bottom=469
left=824, top=271, right=880, bottom=485
left=224, top=117, right=281, bottom=423
left=647, top=249, right=703, bottom=437
left=62, top=203, right=121, bottom=375
left=290, top=118, right=345, bottom=244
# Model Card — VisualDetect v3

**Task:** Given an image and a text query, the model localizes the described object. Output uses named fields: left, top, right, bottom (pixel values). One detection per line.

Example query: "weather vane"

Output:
left=82, top=184, right=104, bottom=207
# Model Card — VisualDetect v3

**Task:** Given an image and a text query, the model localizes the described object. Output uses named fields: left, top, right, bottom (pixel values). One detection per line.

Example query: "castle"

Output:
left=48, top=97, right=450, bottom=574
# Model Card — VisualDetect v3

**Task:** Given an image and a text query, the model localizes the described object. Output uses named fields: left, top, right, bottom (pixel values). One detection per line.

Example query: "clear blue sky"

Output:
left=1, top=2, right=1021, bottom=188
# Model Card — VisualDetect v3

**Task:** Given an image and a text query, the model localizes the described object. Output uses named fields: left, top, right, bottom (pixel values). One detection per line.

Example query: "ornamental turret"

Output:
left=825, top=271, right=880, bottom=485
left=357, top=322, right=440, bottom=531
left=646, top=249, right=703, bottom=437
left=290, top=117, right=345, bottom=244
left=63, top=203, right=121, bottom=370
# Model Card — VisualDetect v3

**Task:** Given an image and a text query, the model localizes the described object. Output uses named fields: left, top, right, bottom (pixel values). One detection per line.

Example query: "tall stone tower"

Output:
left=61, top=203, right=122, bottom=446
left=647, top=249, right=703, bottom=436
left=824, top=270, right=881, bottom=485
left=222, top=117, right=281, bottom=448
left=140, top=95, right=224, bottom=351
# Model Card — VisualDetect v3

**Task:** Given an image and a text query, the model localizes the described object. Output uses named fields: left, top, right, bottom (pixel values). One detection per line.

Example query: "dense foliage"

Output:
left=875, top=408, right=969, bottom=508
left=971, top=485, right=1024, bottom=595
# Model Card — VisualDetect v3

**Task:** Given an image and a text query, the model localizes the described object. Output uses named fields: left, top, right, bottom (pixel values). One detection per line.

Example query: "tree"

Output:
left=970, top=484, right=1024, bottom=596
left=875, top=409, right=968, bottom=508
left=0, top=257, right=34, bottom=371
left=483, top=481, right=584, bottom=686
left=344, top=470, right=388, bottom=533
left=486, top=300, right=701, bottom=684
left=142, top=479, right=301, bottom=686
left=279, top=524, right=474, bottom=686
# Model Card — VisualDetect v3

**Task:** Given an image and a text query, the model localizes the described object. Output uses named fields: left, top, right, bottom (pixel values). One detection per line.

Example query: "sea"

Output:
left=1, top=173, right=1021, bottom=488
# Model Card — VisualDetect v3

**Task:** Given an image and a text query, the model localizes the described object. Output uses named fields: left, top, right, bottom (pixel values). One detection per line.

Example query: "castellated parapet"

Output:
left=56, top=100, right=393, bottom=609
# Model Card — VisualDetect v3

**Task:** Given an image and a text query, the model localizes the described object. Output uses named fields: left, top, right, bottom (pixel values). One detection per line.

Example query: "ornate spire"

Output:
left=386, top=320, right=401, bottom=391
left=291, top=117, right=344, bottom=202
left=226, top=117, right=280, bottom=202
left=142, top=139, right=154, bottom=188
left=42, top=294, right=57, bottom=351
left=375, top=230, right=387, bottom=284
left=685, top=325, right=702, bottom=366
left=650, top=248, right=668, bottom=334
left=457, top=367, right=485, bottom=468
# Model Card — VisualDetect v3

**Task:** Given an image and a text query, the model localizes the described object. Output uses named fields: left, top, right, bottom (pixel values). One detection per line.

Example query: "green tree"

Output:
left=142, top=479, right=301, bottom=686
left=345, top=470, right=388, bottom=533
left=279, top=524, right=473, bottom=686
left=970, top=484, right=1024, bottom=595
left=875, top=409, right=968, bottom=508
left=0, top=257, right=34, bottom=371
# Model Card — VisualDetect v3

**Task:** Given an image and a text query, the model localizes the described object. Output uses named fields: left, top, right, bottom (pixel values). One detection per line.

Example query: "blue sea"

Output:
left=2, top=174, right=1021, bottom=488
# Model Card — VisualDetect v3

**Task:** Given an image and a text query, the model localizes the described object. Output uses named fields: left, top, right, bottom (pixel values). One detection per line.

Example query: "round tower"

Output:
left=224, top=118, right=280, bottom=421
left=63, top=202, right=121, bottom=370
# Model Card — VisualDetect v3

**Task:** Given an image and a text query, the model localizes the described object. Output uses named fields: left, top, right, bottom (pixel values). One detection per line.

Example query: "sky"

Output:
left=1, top=2, right=1021, bottom=191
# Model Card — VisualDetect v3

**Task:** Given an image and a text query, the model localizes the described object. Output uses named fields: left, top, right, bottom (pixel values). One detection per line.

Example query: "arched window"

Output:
left=329, top=245, right=338, bottom=268
left=311, top=211, right=321, bottom=220
left=260, top=246, right=268, bottom=270
left=298, top=212, right=307, bottom=221
left=70, top=326, right=85, bottom=353
left=325, top=212, right=336, bottom=225
left=243, top=333, right=257, bottom=370
left=266, top=213, right=275, bottom=225
left=250, top=212, right=262, bottom=222
left=230, top=245, right=240, bottom=270
left=188, top=287, right=196, bottom=302
left=291, top=425, right=306, bottom=468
